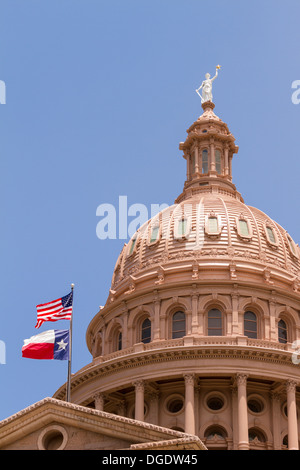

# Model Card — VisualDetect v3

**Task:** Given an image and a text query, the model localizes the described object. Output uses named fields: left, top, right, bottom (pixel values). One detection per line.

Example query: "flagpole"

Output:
left=66, top=283, right=74, bottom=402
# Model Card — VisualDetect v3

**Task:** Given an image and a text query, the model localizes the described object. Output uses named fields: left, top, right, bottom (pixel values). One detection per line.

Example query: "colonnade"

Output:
left=93, top=375, right=299, bottom=450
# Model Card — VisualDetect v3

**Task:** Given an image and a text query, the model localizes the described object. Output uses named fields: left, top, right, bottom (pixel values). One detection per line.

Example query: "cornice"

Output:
left=53, top=342, right=300, bottom=401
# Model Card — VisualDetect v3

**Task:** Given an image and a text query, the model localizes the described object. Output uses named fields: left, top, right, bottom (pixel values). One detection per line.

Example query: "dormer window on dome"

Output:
left=286, top=233, right=298, bottom=259
left=205, top=212, right=223, bottom=237
left=174, top=218, right=190, bottom=240
left=235, top=216, right=253, bottom=241
left=263, top=222, right=279, bottom=248
left=128, top=234, right=138, bottom=257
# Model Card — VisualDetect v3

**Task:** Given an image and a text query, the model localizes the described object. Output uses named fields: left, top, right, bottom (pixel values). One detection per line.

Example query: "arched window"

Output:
left=244, top=311, right=257, bottom=339
left=202, top=149, right=208, bottom=173
left=248, top=428, right=267, bottom=447
left=117, top=331, right=122, bottom=351
left=204, top=425, right=227, bottom=441
left=141, top=318, right=151, bottom=344
left=207, top=309, right=222, bottom=336
left=278, top=319, right=288, bottom=343
left=204, top=425, right=228, bottom=450
left=172, top=311, right=186, bottom=339
left=215, top=149, right=221, bottom=174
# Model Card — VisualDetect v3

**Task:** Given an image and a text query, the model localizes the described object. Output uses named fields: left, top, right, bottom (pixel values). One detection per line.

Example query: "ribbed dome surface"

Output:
left=110, top=191, right=300, bottom=298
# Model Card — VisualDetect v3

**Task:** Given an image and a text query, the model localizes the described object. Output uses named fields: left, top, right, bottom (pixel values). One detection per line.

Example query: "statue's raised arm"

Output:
left=211, top=65, right=221, bottom=81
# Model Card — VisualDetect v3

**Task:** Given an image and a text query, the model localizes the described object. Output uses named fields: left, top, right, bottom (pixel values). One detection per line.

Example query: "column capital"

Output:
left=286, top=379, right=297, bottom=393
left=183, top=373, right=195, bottom=385
left=235, top=373, right=248, bottom=387
left=133, top=379, right=145, bottom=392
left=92, top=391, right=105, bottom=401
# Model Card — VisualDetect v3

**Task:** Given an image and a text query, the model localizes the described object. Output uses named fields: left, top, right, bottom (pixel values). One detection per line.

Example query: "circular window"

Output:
left=38, top=425, right=68, bottom=450
left=248, top=399, right=264, bottom=413
left=204, top=391, right=227, bottom=413
left=168, top=399, right=184, bottom=413
left=207, top=396, right=224, bottom=411
left=44, top=431, right=64, bottom=450
left=165, top=395, right=184, bottom=415
left=247, top=395, right=265, bottom=415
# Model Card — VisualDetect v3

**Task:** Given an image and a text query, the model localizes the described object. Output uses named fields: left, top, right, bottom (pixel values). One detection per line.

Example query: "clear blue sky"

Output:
left=1, top=0, right=300, bottom=421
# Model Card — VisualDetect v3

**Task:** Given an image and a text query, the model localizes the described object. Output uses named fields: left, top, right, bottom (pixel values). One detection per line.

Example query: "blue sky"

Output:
left=0, top=0, right=300, bottom=421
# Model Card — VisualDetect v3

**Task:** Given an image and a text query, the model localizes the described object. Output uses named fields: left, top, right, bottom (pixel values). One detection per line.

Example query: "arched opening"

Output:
left=244, top=311, right=257, bottom=339
left=278, top=319, right=288, bottom=343
left=248, top=427, right=267, bottom=450
left=207, top=309, right=223, bottom=336
left=172, top=311, right=186, bottom=339
left=141, top=318, right=151, bottom=344
left=204, top=425, right=228, bottom=450
left=202, top=149, right=208, bottom=174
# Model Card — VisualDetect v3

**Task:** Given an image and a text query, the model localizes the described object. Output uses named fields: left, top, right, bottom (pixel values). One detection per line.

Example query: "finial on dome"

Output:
left=195, top=65, right=221, bottom=104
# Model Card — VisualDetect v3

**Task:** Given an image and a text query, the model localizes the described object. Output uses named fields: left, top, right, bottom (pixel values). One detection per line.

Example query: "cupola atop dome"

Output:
left=177, top=67, right=240, bottom=203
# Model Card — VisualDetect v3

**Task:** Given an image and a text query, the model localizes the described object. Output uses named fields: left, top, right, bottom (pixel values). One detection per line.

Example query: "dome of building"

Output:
left=105, top=101, right=300, bottom=303
left=54, top=100, right=300, bottom=451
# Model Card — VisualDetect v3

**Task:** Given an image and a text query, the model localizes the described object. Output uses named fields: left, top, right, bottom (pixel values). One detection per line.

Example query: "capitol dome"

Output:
left=105, top=101, right=300, bottom=303
left=54, top=100, right=300, bottom=451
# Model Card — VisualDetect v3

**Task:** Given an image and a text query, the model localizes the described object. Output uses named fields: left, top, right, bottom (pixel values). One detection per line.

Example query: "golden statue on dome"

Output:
left=196, top=65, right=221, bottom=103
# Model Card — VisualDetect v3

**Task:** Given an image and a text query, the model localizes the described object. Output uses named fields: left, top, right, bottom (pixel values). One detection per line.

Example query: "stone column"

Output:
left=224, top=145, right=229, bottom=176
left=149, top=391, right=160, bottom=425
left=210, top=138, right=215, bottom=172
left=195, top=146, right=199, bottom=173
left=269, top=297, right=277, bottom=341
left=153, top=296, right=161, bottom=341
left=231, top=383, right=238, bottom=450
left=186, top=153, right=191, bottom=181
left=231, top=291, right=239, bottom=335
left=93, top=392, right=105, bottom=411
left=184, top=373, right=195, bottom=435
left=118, top=400, right=126, bottom=417
left=271, top=391, right=281, bottom=450
left=286, top=380, right=299, bottom=450
left=134, top=380, right=145, bottom=422
left=236, top=373, right=249, bottom=450
left=191, top=293, right=199, bottom=335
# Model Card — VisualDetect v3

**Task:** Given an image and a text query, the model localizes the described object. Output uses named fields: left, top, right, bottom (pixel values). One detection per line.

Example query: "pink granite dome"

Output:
left=110, top=191, right=300, bottom=301
left=107, top=102, right=300, bottom=303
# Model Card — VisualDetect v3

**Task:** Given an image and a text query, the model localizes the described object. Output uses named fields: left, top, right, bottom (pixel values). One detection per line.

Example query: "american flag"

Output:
left=35, top=291, right=73, bottom=328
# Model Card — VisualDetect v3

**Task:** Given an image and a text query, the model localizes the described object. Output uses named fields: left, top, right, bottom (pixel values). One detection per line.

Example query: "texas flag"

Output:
left=22, top=329, right=69, bottom=360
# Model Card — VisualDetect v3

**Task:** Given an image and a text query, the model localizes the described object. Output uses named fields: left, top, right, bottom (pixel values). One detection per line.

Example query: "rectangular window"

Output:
left=266, top=226, right=276, bottom=244
left=178, top=219, right=187, bottom=237
left=202, top=149, right=208, bottom=173
left=287, top=236, right=296, bottom=256
left=208, top=217, right=218, bottom=233
left=208, top=309, right=222, bottom=336
left=129, top=238, right=137, bottom=255
left=239, top=219, right=249, bottom=237
left=150, top=226, right=159, bottom=243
